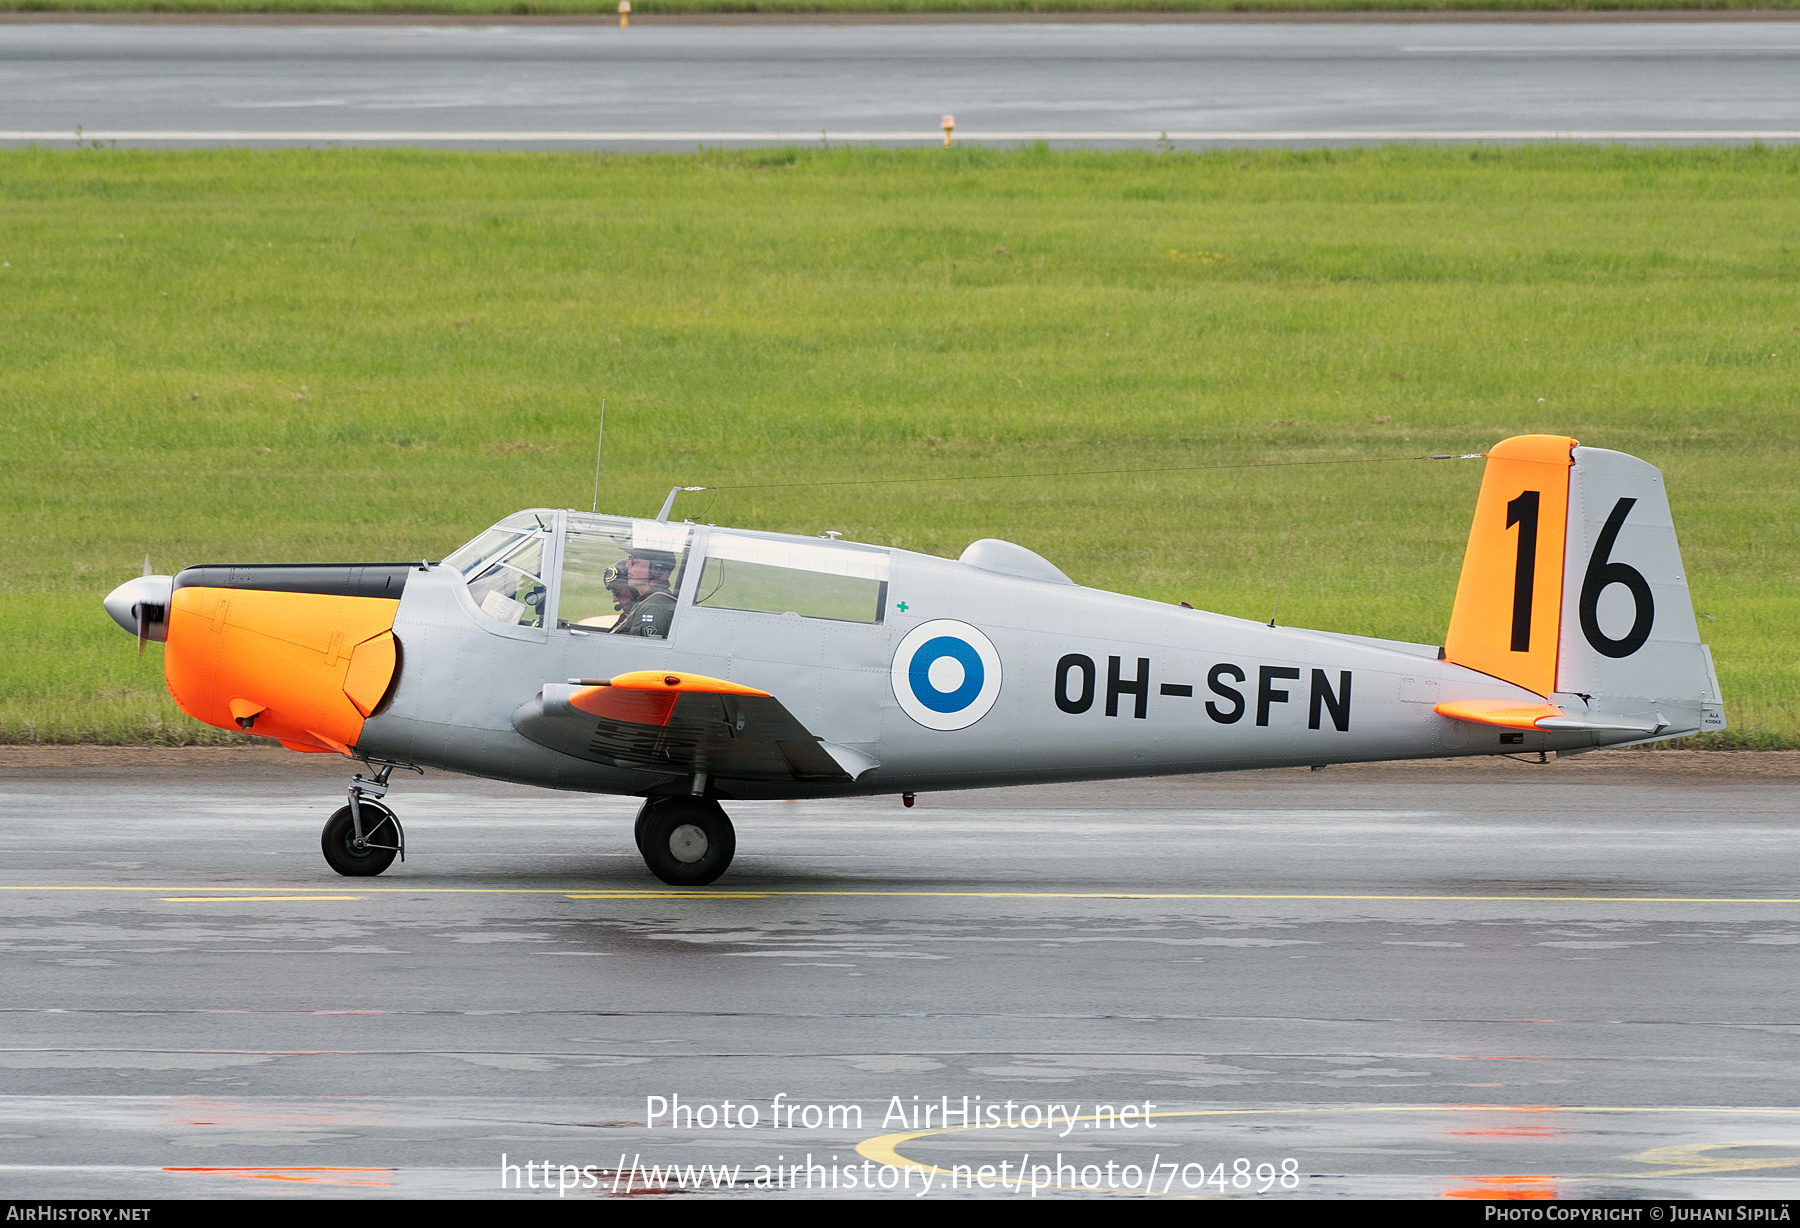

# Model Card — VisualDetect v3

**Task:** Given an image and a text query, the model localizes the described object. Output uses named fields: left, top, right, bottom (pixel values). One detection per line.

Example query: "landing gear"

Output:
left=321, top=802, right=401, bottom=876
left=320, top=763, right=410, bottom=877
left=634, top=797, right=735, bottom=886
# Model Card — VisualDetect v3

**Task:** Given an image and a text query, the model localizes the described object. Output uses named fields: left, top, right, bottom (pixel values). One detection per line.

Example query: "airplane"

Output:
left=102, top=434, right=1725, bottom=886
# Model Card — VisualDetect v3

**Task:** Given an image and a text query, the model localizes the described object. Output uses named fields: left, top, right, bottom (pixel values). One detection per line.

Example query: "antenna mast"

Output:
left=590, top=400, right=605, bottom=514
left=1268, top=523, right=1296, bottom=628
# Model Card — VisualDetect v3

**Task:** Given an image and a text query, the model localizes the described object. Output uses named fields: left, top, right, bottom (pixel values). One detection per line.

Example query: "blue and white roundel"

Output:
left=891, top=619, right=1003, bottom=731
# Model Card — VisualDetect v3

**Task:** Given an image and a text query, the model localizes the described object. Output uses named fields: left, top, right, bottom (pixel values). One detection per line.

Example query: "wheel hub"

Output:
left=668, top=823, right=709, bottom=864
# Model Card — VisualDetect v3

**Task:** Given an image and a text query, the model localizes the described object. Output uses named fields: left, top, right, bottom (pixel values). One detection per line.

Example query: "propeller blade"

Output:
left=142, top=554, right=152, bottom=578
left=137, top=605, right=149, bottom=657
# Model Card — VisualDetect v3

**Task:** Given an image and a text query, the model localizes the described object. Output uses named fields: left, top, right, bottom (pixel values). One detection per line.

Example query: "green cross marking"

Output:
left=896, top=601, right=909, bottom=612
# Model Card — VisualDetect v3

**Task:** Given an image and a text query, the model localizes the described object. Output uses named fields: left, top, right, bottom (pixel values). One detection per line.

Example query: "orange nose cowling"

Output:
left=165, top=587, right=401, bottom=754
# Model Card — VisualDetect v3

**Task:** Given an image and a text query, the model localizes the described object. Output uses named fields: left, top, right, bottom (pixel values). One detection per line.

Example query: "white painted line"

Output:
left=6, top=129, right=1800, bottom=143
left=8, top=131, right=935, bottom=143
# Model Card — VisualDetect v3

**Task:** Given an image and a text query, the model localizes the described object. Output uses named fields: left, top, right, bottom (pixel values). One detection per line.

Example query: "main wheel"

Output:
left=639, top=798, right=734, bottom=886
left=632, top=797, right=666, bottom=857
left=321, top=803, right=401, bottom=877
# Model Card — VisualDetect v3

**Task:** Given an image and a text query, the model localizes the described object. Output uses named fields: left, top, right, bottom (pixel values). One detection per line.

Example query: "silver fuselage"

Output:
left=358, top=517, right=1639, bottom=800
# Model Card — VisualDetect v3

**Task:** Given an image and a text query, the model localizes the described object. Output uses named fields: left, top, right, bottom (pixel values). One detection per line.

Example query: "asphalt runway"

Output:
left=1, top=747, right=1798, bottom=1200
left=2, top=19, right=1800, bottom=149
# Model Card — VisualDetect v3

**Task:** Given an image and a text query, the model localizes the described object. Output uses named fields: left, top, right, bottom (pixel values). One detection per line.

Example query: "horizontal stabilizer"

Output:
left=1433, top=698, right=1563, bottom=730
left=1532, top=713, right=1664, bottom=735
left=1435, top=698, right=1663, bottom=735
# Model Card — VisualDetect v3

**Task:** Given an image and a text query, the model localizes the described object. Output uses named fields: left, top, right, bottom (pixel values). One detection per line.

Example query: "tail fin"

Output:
left=1444, top=435, right=1725, bottom=738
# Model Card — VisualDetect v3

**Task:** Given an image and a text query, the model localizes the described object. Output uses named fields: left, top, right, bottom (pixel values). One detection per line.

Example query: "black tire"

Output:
left=321, top=803, right=400, bottom=877
left=639, top=798, right=735, bottom=886
left=632, top=797, right=665, bottom=857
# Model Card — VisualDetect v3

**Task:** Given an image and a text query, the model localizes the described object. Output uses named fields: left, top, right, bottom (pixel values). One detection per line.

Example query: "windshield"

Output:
left=445, top=527, right=529, bottom=578
left=443, top=510, right=546, bottom=578
left=465, top=533, right=548, bottom=627
left=445, top=513, right=552, bottom=627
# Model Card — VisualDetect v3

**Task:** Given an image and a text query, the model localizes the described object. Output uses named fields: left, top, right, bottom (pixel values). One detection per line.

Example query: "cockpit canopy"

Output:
left=444, top=511, right=693, bottom=634
left=443, top=510, right=892, bottom=638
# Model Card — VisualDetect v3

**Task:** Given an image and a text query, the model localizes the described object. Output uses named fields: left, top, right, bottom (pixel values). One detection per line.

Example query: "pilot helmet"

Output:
left=604, top=549, right=677, bottom=602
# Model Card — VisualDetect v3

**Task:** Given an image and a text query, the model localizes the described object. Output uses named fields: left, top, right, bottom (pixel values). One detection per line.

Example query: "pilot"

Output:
left=605, top=550, right=677, bottom=638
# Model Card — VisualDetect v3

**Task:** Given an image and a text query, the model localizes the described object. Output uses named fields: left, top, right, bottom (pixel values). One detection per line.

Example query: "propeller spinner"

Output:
left=103, top=570, right=174, bottom=656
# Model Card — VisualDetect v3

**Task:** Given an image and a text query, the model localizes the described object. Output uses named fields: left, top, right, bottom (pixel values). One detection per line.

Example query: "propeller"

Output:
left=137, top=556, right=153, bottom=656
left=137, top=608, right=150, bottom=657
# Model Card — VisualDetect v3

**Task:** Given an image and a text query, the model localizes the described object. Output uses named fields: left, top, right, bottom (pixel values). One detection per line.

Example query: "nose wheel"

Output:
left=322, top=801, right=402, bottom=876
left=321, top=762, right=413, bottom=877
left=634, top=797, right=735, bottom=886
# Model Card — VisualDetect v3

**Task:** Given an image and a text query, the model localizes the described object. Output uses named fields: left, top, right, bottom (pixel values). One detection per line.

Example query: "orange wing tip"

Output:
left=1484, top=434, right=1579, bottom=465
left=1434, top=699, right=1566, bottom=730
left=564, top=672, right=767, bottom=727
left=605, top=670, right=770, bottom=697
left=567, top=684, right=677, bottom=726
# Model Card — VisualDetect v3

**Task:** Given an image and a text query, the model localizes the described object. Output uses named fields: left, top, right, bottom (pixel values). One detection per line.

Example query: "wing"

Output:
left=512, top=670, right=877, bottom=783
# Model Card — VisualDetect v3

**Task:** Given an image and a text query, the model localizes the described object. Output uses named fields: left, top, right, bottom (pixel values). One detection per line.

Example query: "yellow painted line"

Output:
left=1, top=885, right=1796, bottom=904
left=160, top=896, right=360, bottom=903
left=565, top=893, right=770, bottom=900
left=857, top=1105, right=1800, bottom=1198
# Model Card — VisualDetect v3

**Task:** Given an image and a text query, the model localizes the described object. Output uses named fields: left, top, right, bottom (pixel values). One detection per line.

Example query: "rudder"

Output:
left=1443, top=434, right=1577, bottom=698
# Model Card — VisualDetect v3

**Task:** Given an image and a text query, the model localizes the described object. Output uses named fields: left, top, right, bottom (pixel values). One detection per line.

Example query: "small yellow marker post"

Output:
left=941, top=114, right=954, bottom=147
left=619, top=0, right=630, bottom=26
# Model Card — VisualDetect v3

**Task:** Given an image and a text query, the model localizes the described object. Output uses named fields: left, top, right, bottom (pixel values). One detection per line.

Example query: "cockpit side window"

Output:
left=560, top=517, right=691, bottom=640
left=693, top=535, right=888, bottom=624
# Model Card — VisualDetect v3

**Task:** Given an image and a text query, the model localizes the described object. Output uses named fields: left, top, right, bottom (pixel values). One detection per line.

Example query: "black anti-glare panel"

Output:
left=173, top=563, right=416, bottom=600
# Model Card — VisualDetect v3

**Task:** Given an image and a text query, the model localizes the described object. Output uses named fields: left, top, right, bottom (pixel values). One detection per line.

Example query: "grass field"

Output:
left=1, top=144, right=1794, bottom=746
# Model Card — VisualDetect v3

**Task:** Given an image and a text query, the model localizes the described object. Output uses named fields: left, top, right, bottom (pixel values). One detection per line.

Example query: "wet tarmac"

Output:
left=2, top=21, right=1800, bottom=149
left=1, top=748, right=1798, bottom=1199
